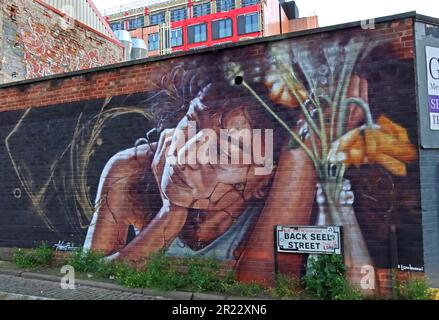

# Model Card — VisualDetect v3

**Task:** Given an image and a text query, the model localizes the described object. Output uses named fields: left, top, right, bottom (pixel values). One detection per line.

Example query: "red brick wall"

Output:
left=0, top=0, right=123, bottom=84
left=0, top=17, right=422, bottom=296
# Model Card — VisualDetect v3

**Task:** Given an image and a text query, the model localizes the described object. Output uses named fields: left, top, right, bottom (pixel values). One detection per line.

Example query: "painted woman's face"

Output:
left=158, top=84, right=272, bottom=210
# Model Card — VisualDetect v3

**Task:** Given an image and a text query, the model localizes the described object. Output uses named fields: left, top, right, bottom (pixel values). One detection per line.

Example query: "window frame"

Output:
left=212, top=18, right=233, bottom=40
left=187, top=23, right=208, bottom=44
left=241, top=0, right=259, bottom=7
left=110, top=21, right=125, bottom=31
left=244, top=13, right=259, bottom=33
left=216, top=0, right=235, bottom=13
left=149, top=12, right=166, bottom=26
left=148, top=32, right=160, bottom=51
left=193, top=2, right=211, bottom=17
left=128, top=16, right=144, bottom=30
left=171, top=7, right=187, bottom=22
left=170, top=28, right=183, bottom=47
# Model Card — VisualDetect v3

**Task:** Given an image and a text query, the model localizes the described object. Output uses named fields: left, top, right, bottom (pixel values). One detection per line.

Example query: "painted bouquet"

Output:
left=225, top=39, right=418, bottom=282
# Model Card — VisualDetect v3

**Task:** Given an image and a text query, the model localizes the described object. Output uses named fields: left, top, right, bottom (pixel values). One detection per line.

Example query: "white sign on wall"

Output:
left=276, top=226, right=342, bottom=255
left=426, top=46, right=439, bottom=130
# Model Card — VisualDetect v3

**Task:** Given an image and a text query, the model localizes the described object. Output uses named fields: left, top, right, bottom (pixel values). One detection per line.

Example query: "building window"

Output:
left=148, top=33, right=159, bottom=50
left=187, top=23, right=207, bottom=44
left=128, top=16, right=144, bottom=30
left=170, top=28, right=183, bottom=47
left=193, top=2, right=211, bottom=17
left=110, top=21, right=124, bottom=31
left=212, top=18, right=232, bottom=40
left=149, top=12, right=165, bottom=25
left=216, top=0, right=235, bottom=13
left=171, top=7, right=187, bottom=22
left=241, top=0, right=259, bottom=7
left=238, top=13, right=259, bottom=34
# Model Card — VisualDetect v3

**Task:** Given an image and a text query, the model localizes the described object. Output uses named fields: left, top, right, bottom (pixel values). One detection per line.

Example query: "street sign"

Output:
left=426, top=46, right=439, bottom=130
left=276, top=225, right=342, bottom=255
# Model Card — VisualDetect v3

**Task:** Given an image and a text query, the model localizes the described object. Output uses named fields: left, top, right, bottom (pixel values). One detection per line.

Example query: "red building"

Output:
left=105, top=0, right=319, bottom=57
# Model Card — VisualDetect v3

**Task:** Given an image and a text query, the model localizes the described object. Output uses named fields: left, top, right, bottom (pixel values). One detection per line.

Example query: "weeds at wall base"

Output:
left=12, top=243, right=54, bottom=268
left=8, top=247, right=436, bottom=300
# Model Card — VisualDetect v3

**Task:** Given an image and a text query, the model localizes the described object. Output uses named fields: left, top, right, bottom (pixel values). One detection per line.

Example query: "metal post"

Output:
left=389, top=224, right=399, bottom=299
left=278, top=4, right=283, bottom=35
left=273, top=226, right=279, bottom=276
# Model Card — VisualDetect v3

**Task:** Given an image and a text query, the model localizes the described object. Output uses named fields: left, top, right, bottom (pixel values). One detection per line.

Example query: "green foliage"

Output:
left=34, top=243, right=54, bottom=266
left=271, top=274, right=307, bottom=299
left=12, top=243, right=54, bottom=268
left=142, top=251, right=185, bottom=290
left=183, top=257, right=223, bottom=292
left=115, top=267, right=149, bottom=288
left=222, top=281, right=265, bottom=297
left=395, top=276, right=436, bottom=300
left=12, top=249, right=37, bottom=268
left=67, top=249, right=105, bottom=273
left=304, top=254, right=363, bottom=300
left=332, top=280, right=363, bottom=300
left=218, top=270, right=265, bottom=297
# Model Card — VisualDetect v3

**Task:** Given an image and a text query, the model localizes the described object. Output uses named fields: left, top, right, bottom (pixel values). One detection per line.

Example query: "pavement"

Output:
left=0, top=266, right=258, bottom=300
left=0, top=273, right=162, bottom=300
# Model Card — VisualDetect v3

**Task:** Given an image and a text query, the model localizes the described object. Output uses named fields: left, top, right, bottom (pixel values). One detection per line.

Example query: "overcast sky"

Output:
left=93, top=0, right=438, bottom=27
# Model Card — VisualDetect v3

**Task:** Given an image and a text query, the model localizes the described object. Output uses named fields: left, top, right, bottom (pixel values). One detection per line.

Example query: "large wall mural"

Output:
left=0, top=25, right=423, bottom=287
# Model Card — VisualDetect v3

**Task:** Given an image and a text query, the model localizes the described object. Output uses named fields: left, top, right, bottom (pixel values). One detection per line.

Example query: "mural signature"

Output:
left=53, top=240, right=79, bottom=252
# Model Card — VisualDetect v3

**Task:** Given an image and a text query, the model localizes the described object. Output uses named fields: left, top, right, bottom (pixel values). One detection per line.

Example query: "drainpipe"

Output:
left=278, top=3, right=283, bottom=35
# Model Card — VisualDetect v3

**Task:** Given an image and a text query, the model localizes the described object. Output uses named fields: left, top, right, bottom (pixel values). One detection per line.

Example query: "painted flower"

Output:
left=264, top=69, right=308, bottom=108
left=224, top=62, right=244, bottom=86
left=331, top=115, right=417, bottom=176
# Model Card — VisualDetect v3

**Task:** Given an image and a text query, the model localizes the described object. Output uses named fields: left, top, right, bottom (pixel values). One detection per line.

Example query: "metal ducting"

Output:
left=131, top=38, right=148, bottom=60
left=114, top=30, right=133, bottom=61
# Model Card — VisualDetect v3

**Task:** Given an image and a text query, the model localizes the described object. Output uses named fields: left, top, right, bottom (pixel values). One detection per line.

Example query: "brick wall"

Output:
left=0, top=0, right=123, bottom=84
left=0, top=7, right=3, bottom=82
left=420, top=150, right=439, bottom=287
left=0, top=16, right=425, bottom=295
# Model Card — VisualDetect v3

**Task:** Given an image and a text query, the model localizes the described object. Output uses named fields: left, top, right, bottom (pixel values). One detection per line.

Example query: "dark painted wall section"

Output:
left=419, top=150, right=439, bottom=286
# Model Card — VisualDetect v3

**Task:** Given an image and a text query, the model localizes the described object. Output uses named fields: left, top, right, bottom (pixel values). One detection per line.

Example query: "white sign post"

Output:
left=276, top=226, right=342, bottom=255
left=426, top=46, right=439, bottom=130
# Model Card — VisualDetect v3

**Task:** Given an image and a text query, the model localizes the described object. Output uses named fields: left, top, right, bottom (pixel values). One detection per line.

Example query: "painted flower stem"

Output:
left=241, top=80, right=319, bottom=169
left=337, top=97, right=375, bottom=139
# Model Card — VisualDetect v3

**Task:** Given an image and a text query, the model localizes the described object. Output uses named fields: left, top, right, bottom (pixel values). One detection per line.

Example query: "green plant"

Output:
left=59, top=250, right=280, bottom=298
left=304, top=254, right=363, bottom=300
left=272, top=274, right=307, bottom=299
left=34, top=243, right=54, bottom=266
left=332, top=280, right=363, bottom=300
left=143, top=251, right=185, bottom=290
left=67, top=248, right=105, bottom=273
left=217, top=270, right=265, bottom=297
left=222, top=281, right=265, bottom=297
left=12, top=249, right=37, bottom=268
left=95, top=261, right=119, bottom=279
left=184, top=257, right=222, bottom=292
left=395, top=276, right=436, bottom=300
left=12, top=243, right=54, bottom=268
left=116, top=267, right=150, bottom=288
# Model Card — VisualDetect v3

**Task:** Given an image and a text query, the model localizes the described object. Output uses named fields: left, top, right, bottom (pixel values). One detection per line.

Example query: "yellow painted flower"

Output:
left=334, top=116, right=417, bottom=176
